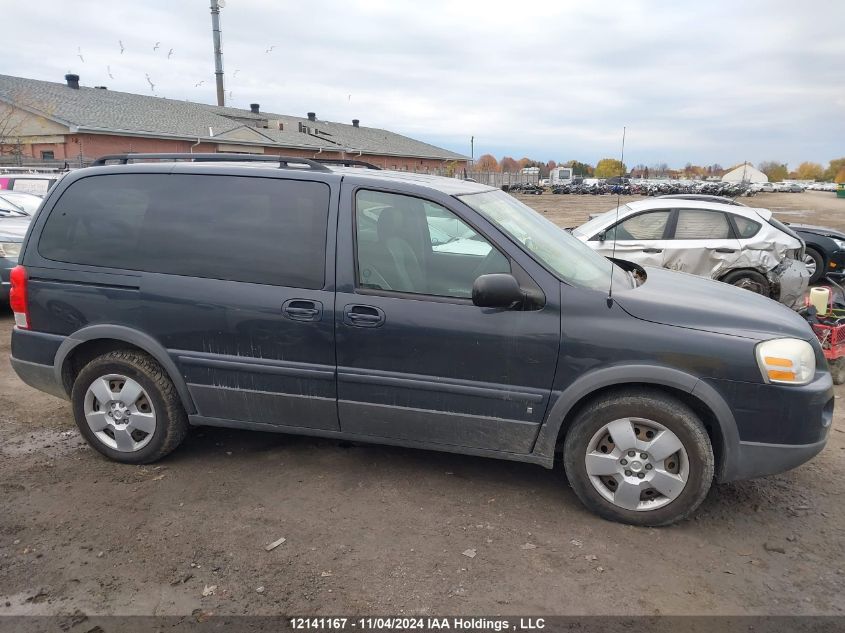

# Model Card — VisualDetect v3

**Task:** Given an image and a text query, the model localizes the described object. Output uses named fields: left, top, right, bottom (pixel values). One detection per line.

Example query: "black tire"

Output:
left=71, top=349, right=189, bottom=464
left=804, top=248, right=825, bottom=284
left=563, top=389, right=714, bottom=526
left=721, top=269, right=770, bottom=297
left=830, top=358, right=845, bottom=385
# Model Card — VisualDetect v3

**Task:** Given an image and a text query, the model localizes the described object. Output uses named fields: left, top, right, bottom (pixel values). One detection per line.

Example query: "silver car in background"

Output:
left=572, top=199, right=809, bottom=307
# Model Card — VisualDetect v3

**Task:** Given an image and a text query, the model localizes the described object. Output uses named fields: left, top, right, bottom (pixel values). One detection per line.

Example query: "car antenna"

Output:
left=607, top=126, right=626, bottom=307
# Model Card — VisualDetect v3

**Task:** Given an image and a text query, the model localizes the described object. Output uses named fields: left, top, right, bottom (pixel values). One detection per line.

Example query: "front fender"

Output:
left=531, top=363, right=740, bottom=481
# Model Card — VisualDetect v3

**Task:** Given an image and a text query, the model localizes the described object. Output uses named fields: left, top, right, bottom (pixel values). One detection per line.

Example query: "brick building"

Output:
left=0, top=73, right=468, bottom=171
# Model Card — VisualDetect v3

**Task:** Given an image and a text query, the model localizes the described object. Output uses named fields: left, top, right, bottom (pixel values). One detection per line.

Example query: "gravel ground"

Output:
left=1, top=191, right=844, bottom=616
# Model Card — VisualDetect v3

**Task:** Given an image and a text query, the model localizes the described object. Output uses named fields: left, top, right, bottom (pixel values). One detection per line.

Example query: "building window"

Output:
left=41, top=151, right=55, bottom=160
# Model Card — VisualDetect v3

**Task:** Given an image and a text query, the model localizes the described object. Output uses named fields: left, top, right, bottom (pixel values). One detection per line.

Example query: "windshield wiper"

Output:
left=0, top=202, right=28, bottom=216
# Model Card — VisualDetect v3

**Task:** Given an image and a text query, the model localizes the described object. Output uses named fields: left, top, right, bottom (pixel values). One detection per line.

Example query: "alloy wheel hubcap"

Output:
left=83, top=374, right=156, bottom=452
left=803, top=254, right=816, bottom=276
left=584, top=417, right=689, bottom=511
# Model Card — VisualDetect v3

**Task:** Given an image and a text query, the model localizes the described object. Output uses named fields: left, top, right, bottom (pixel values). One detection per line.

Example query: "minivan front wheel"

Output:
left=563, top=391, right=714, bottom=526
left=71, top=350, right=188, bottom=464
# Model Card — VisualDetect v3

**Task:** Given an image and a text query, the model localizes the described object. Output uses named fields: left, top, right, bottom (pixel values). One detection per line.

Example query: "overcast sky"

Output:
left=2, top=0, right=843, bottom=168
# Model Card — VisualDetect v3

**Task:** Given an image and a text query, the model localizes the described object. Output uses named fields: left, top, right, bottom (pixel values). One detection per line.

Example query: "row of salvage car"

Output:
left=570, top=194, right=845, bottom=308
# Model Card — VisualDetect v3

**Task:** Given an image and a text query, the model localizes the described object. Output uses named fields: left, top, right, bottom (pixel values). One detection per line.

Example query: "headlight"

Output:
left=0, top=242, right=22, bottom=258
left=832, top=238, right=845, bottom=250
left=756, top=338, right=815, bottom=385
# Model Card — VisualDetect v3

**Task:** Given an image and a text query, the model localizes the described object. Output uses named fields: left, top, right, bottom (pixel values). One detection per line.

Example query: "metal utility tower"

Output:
left=210, top=0, right=225, bottom=106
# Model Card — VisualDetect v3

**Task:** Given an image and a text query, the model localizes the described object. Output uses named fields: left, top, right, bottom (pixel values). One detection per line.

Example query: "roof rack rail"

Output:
left=313, top=158, right=381, bottom=170
left=90, top=153, right=331, bottom=172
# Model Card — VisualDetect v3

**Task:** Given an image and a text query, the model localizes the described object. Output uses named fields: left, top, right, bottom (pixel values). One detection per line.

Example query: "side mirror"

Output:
left=472, top=273, right=523, bottom=308
left=597, top=231, right=606, bottom=242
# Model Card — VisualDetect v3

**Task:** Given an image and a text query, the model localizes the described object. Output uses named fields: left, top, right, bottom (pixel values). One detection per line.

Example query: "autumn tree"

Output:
left=824, top=158, right=845, bottom=182
left=758, top=161, right=789, bottom=182
left=794, top=162, right=823, bottom=181
left=499, top=156, right=520, bottom=172
left=835, top=167, right=845, bottom=184
left=474, top=153, right=499, bottom=172
left=594, top=158, right=627, bottom=179
left=546, top=160, right=557, bottom=171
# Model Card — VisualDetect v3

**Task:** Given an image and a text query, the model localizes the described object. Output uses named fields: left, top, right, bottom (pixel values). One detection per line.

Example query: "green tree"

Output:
left=758, top=161, right=789, bottom=182
left=564, top=160, right=594, bottom=176
left=594, top=158, right=627, bottom=179
left=795, top=162, right=824, bottom=181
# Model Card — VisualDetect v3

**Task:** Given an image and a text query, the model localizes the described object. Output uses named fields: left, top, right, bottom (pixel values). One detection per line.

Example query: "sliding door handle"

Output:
left=282, top=299, right=323, bottom=322
left=343, top=304, right=385, bottom=328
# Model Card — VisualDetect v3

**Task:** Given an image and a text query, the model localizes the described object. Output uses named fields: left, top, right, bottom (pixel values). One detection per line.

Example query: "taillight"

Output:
left=9, top=265, right=29, bottom=329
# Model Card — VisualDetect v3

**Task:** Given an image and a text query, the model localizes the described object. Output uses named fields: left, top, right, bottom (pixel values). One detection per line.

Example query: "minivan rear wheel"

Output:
left=71, top=350, right=188, bottom=464
left=563, top=390, right=714, bottom=526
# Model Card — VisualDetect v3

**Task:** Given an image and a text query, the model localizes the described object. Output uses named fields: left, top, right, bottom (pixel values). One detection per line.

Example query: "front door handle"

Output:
left=282, top=299, right=323, bottom=322
left=642, top=248, right=663, bottom=253
left=713, top=247, right=737, bottom=253
left=343, top=304, right=385, bottom=328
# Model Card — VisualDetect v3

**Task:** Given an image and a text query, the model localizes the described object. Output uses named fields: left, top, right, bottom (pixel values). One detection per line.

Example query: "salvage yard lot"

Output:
left=1, top=191, right=843, bottom=616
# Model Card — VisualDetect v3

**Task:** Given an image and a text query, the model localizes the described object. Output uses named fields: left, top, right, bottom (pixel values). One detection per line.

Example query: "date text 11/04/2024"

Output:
left=288, top=618, right=546, bottom=631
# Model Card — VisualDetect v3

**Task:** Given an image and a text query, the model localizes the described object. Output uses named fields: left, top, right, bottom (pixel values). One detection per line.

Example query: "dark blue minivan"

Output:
left=8, top=154, right=833, bottom=525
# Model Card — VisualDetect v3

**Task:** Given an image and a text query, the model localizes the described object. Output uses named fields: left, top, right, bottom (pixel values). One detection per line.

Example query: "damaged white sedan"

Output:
left=572, top=199, right=809, bottom=307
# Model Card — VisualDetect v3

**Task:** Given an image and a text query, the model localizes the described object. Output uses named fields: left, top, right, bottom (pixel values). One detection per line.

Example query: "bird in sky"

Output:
left=153, top=42, right=160, bottom=51
left=195, top=80, right=205, bottom=87
left=145, top=73, right=155, bottom=92
left=77, top=47, right=85, bottom=63
left=107, top=65, right=114, bottom=79
left=167, top=48, right=174, bottom=59
left=265, top=45, right=275, bottom=53
left=119, top=40, right=125, bottom=54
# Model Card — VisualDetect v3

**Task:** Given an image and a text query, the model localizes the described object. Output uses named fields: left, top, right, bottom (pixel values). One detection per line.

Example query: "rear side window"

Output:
left=674, top=210, right=731, bottom=239
left=38, top=174, right=330, bottom=289
left=732, top=215, right=762, bottom=238
left=604, top=211, right=670, bottom=241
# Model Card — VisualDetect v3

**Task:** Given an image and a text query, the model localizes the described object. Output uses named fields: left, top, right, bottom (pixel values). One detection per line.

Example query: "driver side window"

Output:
left=355, top=190, right=509, bottom=298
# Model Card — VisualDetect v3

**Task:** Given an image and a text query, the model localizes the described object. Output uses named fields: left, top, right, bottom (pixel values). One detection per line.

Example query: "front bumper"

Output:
left=728, top=438, right=828, bottom=481
left=707, top=372, right=834, bottom=482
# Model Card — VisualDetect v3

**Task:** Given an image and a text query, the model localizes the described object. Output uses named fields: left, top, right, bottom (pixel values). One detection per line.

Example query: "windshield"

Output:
left=0, top=197, right=29, bottom=217
left=0, top=193, right=40, bottom=215
left=571, top=204, right=632, bottom=239
left=458, top=190, right=632, bottom=291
